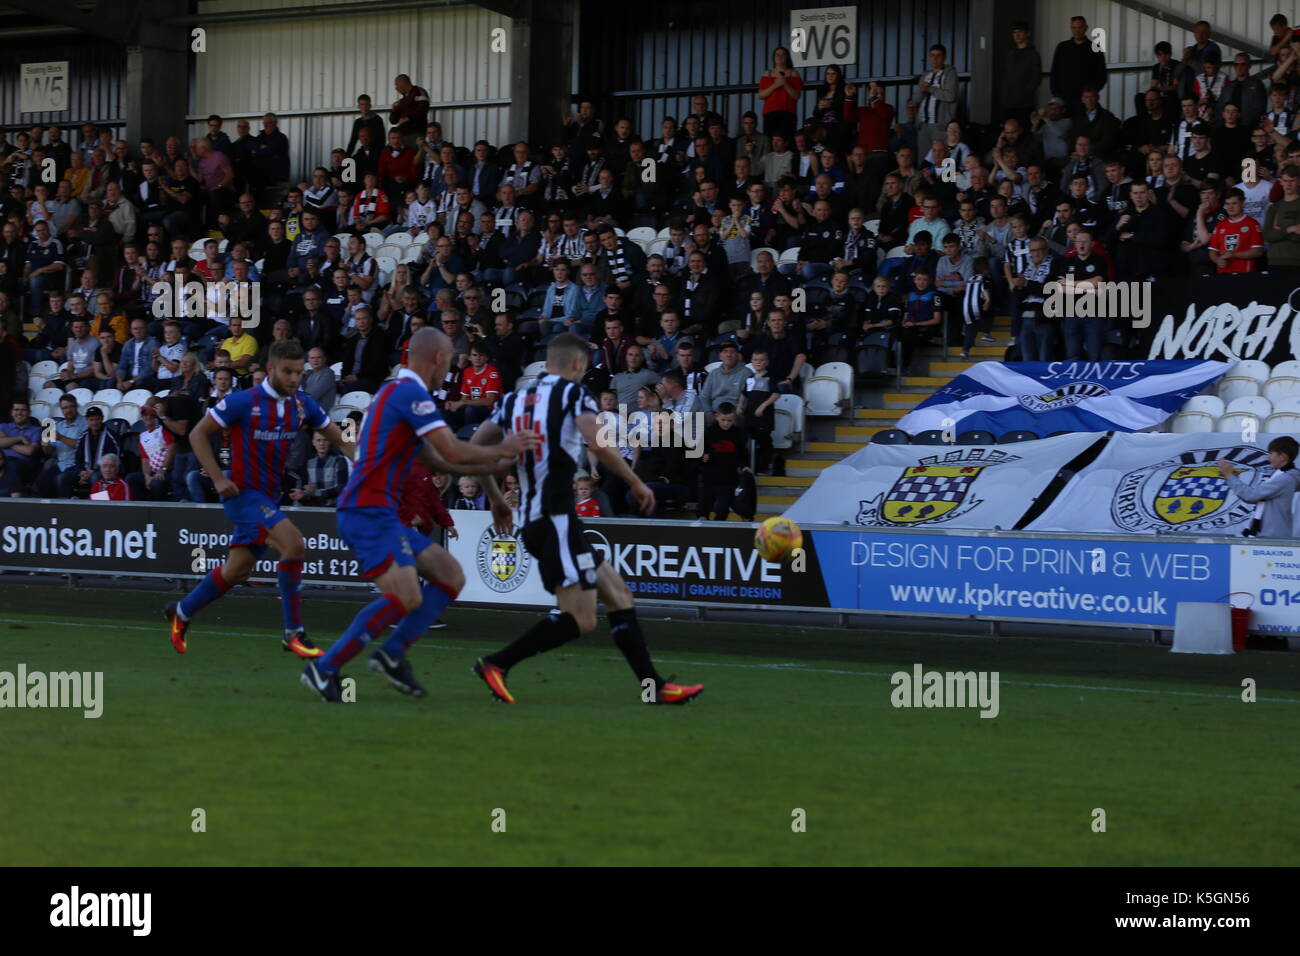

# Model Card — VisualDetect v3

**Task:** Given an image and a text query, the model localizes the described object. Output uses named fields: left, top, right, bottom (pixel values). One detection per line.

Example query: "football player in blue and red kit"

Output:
left=164, top=339, right=355, bottom=658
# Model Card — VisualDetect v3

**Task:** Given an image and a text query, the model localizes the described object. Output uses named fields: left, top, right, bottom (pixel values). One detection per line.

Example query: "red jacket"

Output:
left=378, top=146, right=419, bottom=186
left=92, top=477, right=132, bottom=500
left=398, top=460, right=454, bottom=532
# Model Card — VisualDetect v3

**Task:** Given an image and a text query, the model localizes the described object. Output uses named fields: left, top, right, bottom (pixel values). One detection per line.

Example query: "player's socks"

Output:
left=177, top=566, right=234, bottom=620
left=380, top=582, right=458, bottom=655
left=608, top=607, right=663, bottom=688
left=486, top=608, right=580, bottom=671
left=317, top=593, right=407, bottom=674
left=277, top=558, right=304, bottom=633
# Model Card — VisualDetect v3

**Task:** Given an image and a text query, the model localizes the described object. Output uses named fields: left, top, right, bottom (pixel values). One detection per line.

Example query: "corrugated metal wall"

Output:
left=1032, top=0, right=1276, bottom=118
left=579, top=0, right=972, bottom=138
left=190, top=2, right=512, bottom=182
left=0, top=39, right=125, bottom=133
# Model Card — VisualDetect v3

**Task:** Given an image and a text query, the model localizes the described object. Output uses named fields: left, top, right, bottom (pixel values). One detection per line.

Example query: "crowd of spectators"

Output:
left=3, top=15, right=1300, bottom=518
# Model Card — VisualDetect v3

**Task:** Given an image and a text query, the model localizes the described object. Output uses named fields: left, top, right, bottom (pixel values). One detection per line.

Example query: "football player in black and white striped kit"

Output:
left=468, top=333, right=704, bottom=706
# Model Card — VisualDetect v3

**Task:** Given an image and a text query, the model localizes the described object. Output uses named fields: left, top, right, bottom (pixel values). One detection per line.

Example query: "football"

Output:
left=754, top=516, right=803, bottom=562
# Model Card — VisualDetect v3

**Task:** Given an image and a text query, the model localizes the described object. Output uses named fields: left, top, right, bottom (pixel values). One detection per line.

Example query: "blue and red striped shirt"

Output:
left=338, top=368, right=447, bottom=511
left=208, top=381, right=329, bottom=496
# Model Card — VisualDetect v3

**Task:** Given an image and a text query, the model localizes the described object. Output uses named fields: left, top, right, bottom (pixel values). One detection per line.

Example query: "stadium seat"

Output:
left=218, top=239, right=228, bottom=252
left=1262, top=371, right=1300, bottom=403
left=29, top=401, right=51, bottom=421
left=255, top=257, right=265, bottom=272
left=864, top=219, right=881, bottom=234
left=67, top=387, right=94, bottom=407
left=122, top=388, right=153, bottom=406
left=104, top=418, right=131, bottom=440
left=85, top=399, right=114, bottom=418
left=110, top=402, right=140, bottom=424
left=627, top=226, right=656, bottom=245
left=805, top=362, right=852, bottom=416
left=389, top=232, right=415, bottom=248
left=154, top=389, right=170, bottom=398
left=778, top=247, right=800, bottom=266
left=1217, top=376, right=1260, bottom=402
left=1225, top=395, right=1272, bottom=419
left=36, top=386, right=65, bottom=407
left=1216, top=411, right=1261, bottom=436
left=376, top=243, right=404, bottom=261
left=513, top=375, right=538, bottom=392
left=1263, top=409, right=1300, bottom=432
left=375, top=256, right=397, bottom=284
left=749, top=246, right=779, bottom=270
left=772, top=393, right=804, bottom=451
left=1181, top=394, right=1225, bottom=420
left=363, top=232, right=385, bottom=250
left=401, top=245, right=423, bottom=264
left=1220, top=359, right=1271, bottom=388
left=27, top=378, right=45, bottom=400
left=524, top=360, right=547, bottom=377
left=340, top=390, right=372, bottom=411
left=30, top=360, right=58, bottom=379
left=329, top=406, right=355, bottom=424
left=957, top=429, right=997, bottom=445
left=613, top=227, right=626, bottom=237
left=883, top=245, right=906, bottom=259
left=656, top=226, right=672, bottom=239
left=330, top=362, right=343, bottom=377
left=1270, top=358, right=1300, bottom=379
left=869, top=428, right=910, bottom=444
left=95, top=388, right=123, bottom=407
left=998, top=430, right=1039, bottom=443
left=1170, top=411, right=1215, bottom=433
left=188, top=239, right=206, bottom=259
left=646, top=237, right=670, bottom=259
left=705, top=361, right=721, bottom=374
left=911, top=430, right=952, bottom=445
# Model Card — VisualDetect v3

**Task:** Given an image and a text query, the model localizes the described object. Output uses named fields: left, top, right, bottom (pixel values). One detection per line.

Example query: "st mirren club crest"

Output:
left=476, top=525, right=532, bottom=593
left=857, top=448, right=1021, bottom=527
left=1017, top=381, right=1110, bottom=413
left=1112, top=445, right=1269, bottom=533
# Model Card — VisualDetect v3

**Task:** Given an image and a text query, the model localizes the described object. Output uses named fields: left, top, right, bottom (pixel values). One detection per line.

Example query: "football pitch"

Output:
left=1, top=582, right=1297, bottom=866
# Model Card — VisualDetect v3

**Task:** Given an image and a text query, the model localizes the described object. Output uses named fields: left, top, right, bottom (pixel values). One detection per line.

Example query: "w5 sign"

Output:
left=21, top=62, right=68, bottom=113
left=790, top=7, right=857, bottom=68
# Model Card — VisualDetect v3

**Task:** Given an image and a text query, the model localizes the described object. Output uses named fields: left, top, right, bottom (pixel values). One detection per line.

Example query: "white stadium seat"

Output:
left=656, top=226, right=672, bottom=239
left=627, top=227, right=656, bottom=245
left=94, top=388, right=123, bottom=408
left=29, top=401, right=51, bottom=422
left=1216, top=412, right=1260, bottom=436
left=749, top=246, right=779, bottom=270
left=778, top=247, right=800, bottom=265
left=389, top=232, right=415, bottom=247
left=1224, top=395, right=1272, bottom=419
left=864, top=218, right=881, bottom=234
left=883, top=245, right=906, bottom=259
left=334, top=232, right=352, bottom=247
left=218, top=239, right=228, bottom=252
left=330, top=362, right=343, bottom=377
left=524, top=360, right=547, bottom=377
left=110, top=402, right=140, bottom=424
left=31, top=360, right=58, bottom=379
left=1263, top=411, right=1300, bottom=433
left=646, top=238, right=669, bottom=258
left=1268, top=395, right=1300, bottom=421
left=513, top=376, right=538, bottom=392
left=1222, top=359, right=1271, bottom=387
left=1262, top=372, right=1300, bottom=403
left=1181, top=394, right=1225, bottom=420
left=705, top=361, right=722, bottom=374
left=402, top=245, right=424, bottom=264
left=330, top=406, right=356, bottom=424
left=122, top=388, right=153, bottom=406
left=805, top=362, right=853, bottom=416
left=1270, top=359, right=1300, bottom=378
left=772, top=393, right=805, bottom=450
left=66, top=387, right=94, bottom=407
left=363, top=232, right=385, bottom=250
left=1216, top=376, right=1260, bottom=402
left=188, top=239, right=206, bottom=259
left=37, top=386, right=65, bottom=407
left=28, top=378, right=45, bottom=400
left=376, top=243, right=404, bottom=261
left=1170, top=411, right=1215, bottom=433
left=85, top=400, right=114, bottom=418
left=340, top=390, right=373, bottom=411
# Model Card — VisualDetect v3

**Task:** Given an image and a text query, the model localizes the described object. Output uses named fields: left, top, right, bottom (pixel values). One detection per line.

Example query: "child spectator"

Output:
left=698, top=402, right=752, bottom=520
left=739, top=349, right=777, bottom=473
left=452, top=475, right=485, bottom=510
left=719, top=195, right=753, bottom=278
left=574, top=474, right=602, bottom=517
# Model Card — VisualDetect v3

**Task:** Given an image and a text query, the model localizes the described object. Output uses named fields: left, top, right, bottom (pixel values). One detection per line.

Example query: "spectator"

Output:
left=657, top=366, right=698, bottom=417
left=36, top=393, right=87, bottom=497
left=611, top=342, right=659, bottom=408
left=219, top=315, right=258, bottom=383
left=290, top=432, right=350, bottom=507
left=574, top=474, right=602, bottom=517
left=1001, top=22, right=1043, bottom=125
left=1050, top=15, right=1108, bottom=109
left=739, top=350, right=776, bottom=473
left=1218, top=436, right=1300, bottom=538
left=1206, top=187, right=1264, bottom=273
left=753, top=310, right=805, bottom=393
left=90, top=452, right=131, bottom=500
left=916, top=45, right=960, bottom=159
left=1263, top=164, right=1300, bottom=272
left=0, top=399, right=42, bottom=496
left=698, top=402, right=751, bottom=520
left=128, top=399, right=174, bottom=500
left=58, top=318, right=98, bottom=389
left=758, top=47, right=802, bottom=141
left=24, top=219, right=65, bottom=315
left=339, top=308, right=390, bottom=393
left=451, top=475, right=484, bottom=510
left=445, top=340, right=501, bottom=431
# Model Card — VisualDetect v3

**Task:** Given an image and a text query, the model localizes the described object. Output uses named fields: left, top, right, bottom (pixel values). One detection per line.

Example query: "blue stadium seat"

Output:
left=998, top=430, right=1039, bottom=443
left=910, top=430, right=952, bottom=445
left=956, top=430, right=996, bottom=445
left=869, top=428, right=910, bottom=444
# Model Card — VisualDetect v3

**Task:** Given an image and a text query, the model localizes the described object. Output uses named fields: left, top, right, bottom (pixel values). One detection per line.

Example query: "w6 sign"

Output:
left=790, top=7, right=857, bottom=69
left=21, top=62, right=69, bottom=113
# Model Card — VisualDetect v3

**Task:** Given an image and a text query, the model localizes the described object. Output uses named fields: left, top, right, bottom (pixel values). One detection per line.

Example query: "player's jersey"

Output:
left=491, top=373, right=597, bottom=525
left=338, top=368, right=447, bottom=511
left=208, top=381, right=328, bottom=496
left=1209, top=215, right=1263, bottom=274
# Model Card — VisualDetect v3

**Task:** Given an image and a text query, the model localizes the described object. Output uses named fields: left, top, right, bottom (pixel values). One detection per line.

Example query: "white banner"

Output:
left=1230, top=543, right=1300, bottom=634
left=790, top=7, right=857, bottom=68
left=782, top=432, right=1100, bottom=530
left=20, top=61, right=68, bottom=113
left=1027, top=433, right=1300, bottom=536
left=447, top=509, right=551, bottom=607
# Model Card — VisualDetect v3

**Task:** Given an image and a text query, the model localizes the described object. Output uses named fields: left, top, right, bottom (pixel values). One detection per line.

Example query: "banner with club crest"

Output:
left=782, top=432, right=1102, bottom=530
left=1025, top=432, right=1300, bottom=536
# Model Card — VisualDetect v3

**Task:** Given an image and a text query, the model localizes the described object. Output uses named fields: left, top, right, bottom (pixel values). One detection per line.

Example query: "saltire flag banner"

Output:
left=1026, top=432, right=1300, bottom=536
left=895, top=361, right=1232, bottom=437
left=783, top=432, right=1100, bottom=529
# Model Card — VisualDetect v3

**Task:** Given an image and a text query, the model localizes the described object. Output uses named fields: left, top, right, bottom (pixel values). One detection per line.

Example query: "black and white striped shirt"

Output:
left=492, top=374, right=598, bottom=525
left=961, top=274, right=987, bottom=325
left=305, top=184, right=337, bottom=211
left=1003, top=236, right=1032, bottom=276
left=605, top=239, right=633, bottom=283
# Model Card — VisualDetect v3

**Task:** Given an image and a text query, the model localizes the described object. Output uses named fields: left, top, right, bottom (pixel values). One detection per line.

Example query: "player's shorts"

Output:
left=520, top=513, right=603, bottom=593
left=222, top=489, right=288, bottom=559
left=337, top=506, right=434, bottom=579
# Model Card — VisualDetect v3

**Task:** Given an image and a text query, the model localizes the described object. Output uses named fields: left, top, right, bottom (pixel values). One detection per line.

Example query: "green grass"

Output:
left=0, top=583, right=1297, bottom=865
